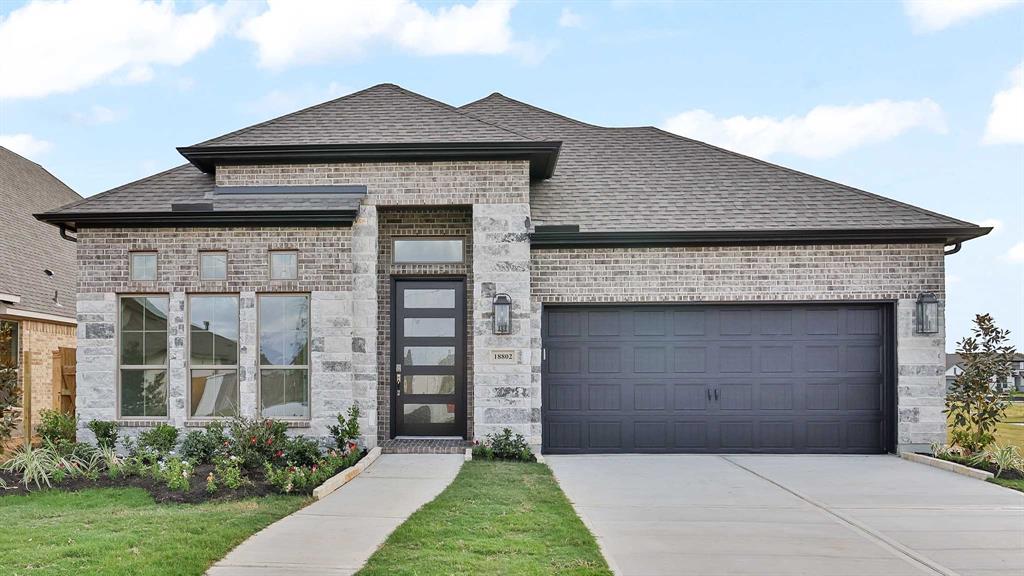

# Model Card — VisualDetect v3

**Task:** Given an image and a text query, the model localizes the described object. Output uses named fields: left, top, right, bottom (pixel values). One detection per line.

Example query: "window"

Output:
left=189, top=295, right=239, bottom=418
left=130, top=252, right=157, bottom=281
left=259, top=294, right=309, bottom=419
left=393, top=239, right=464, bottom=264
left=119, top=296, right=168, bottom=418
left=269, top=251, right=298, bottom=280
left=0, top=320, right=18, bottom=367
left=200, top=252, right=228, bottom=281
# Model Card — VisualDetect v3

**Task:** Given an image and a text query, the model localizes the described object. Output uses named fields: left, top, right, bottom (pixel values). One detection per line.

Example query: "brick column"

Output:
left=472, top=203, right=538, bottom=446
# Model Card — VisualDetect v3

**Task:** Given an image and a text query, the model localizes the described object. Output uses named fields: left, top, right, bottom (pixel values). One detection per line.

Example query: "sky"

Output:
left=1, top=0, right=1022, bottom=352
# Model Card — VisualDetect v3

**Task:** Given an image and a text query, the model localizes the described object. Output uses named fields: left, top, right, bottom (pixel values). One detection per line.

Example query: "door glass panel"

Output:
left=404, top=289, right=455, bottom=309
left=403, top=346, right=455, bottom=366
left=403, top=375, right=456, bottom=395
left=403, top=317, right=455, bottom=338
left=403, top=403, right=456, bottom=424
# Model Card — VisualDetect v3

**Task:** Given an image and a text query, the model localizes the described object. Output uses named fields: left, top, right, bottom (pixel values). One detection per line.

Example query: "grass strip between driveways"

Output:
left=989, top=477, right=1024, bottom=492
left=0, top=487, right=307, bottom=575
left=357, top=460, right=611, bottom=576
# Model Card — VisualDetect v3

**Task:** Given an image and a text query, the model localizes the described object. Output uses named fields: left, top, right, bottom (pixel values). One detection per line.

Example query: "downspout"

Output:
left=59, top=224, right=78, bottom=243
left=943, top=242, right=961, bottom=256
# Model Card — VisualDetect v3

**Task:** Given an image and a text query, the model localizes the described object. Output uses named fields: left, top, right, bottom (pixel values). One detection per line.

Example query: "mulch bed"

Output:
left=926, top=453, right=1024, bottom=480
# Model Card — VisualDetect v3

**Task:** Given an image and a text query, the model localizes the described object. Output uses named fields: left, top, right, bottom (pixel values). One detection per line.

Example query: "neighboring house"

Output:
left=1, top=146, right=80, bottom=440
left=946, top=353, right=1024, bottom=392
left=36, top=84, right=990, bottom=455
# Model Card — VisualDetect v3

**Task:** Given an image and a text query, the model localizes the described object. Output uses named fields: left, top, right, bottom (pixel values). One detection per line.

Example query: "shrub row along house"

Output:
left=36, top=84, right=989, bottom=455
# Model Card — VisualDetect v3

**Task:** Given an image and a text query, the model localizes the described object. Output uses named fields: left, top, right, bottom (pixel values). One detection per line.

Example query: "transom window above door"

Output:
left=393, top=238, right=464, bottom=264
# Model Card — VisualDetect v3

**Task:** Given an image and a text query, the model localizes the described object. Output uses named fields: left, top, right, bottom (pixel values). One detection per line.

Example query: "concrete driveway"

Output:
left=547, top=455, right=1024, bottom=576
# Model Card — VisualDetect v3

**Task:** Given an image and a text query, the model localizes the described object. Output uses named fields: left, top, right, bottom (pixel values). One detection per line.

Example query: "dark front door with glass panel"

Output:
left=393, top=280, right=466, bottom=437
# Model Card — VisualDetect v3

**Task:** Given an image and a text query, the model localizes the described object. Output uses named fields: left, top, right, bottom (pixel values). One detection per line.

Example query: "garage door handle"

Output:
left=714, top=389, right=719, bottom=401
left=706, top=389, right=711, bottom=401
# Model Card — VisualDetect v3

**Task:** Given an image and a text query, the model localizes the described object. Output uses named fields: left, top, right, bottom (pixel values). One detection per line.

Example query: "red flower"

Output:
left=250, top=436, right=257, bottom=445
left=275, top=450, right=284, bottom=458
left=288, top=466, right=296, bottom=473
left=311, top=465, right=318, bottom=473
left=265, top=438, right=273, bottom=446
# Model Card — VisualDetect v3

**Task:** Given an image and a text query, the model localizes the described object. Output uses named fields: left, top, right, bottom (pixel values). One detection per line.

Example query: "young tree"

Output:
left=945, top=314, right=1017, bottom=454
left=0, top=322, right=21, bottom=453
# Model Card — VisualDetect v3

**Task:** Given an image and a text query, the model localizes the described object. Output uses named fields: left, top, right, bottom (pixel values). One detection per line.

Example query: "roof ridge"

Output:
left=1, top=145, right=82, bottom=200
left=384, top=85, right=537, bottom=142
left=645, top=126, right=978, bottom=229
left=49, top=163, right=196, bottom=213
left=460, top=92, right=604, bottom=130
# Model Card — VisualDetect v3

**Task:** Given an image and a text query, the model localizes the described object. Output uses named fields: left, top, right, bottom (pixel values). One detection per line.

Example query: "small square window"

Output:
left=200, top=252, right=227, bottom=281
left=393, top=239, right=464, bottom=264
left=270, top=251, right=298, bottom=280
left=130, top=253, right=157, bottom=281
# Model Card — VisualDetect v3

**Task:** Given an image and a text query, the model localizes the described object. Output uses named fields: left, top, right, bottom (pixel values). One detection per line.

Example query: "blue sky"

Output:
left=1, top=0, right=1021, bottom=351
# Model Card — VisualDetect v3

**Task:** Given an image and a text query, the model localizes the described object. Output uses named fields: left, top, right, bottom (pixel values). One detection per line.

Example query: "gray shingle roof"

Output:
left=0, top=147, right=80, bottom=318
left=193, top=83, right=532, bottom=147
left=459, top=93, right=978, bottom=233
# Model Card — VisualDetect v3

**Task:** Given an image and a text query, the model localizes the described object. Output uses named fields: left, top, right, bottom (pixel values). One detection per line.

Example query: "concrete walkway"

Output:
left=208, top=454, right=463, bottom=576
left=548, top=454, right=1024, bottom=576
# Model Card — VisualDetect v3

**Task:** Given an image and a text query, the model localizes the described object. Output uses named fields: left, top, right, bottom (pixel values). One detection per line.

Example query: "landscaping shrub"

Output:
left=2, top=444, right=62, bottom=488
left=214, top=455, right=250, bottom=490
left=161, top=457, right=193, bottom=492
left=283, top=435, right=323, bottom=467
left=137, top=424, right=180, bottom=455
left=228, top=416, right=288, bottom=470
left=328, top=405, right=361, bottom=451
left=37, top=409, right=76, bottom=446
left=0, top=322, right=19, bottom=454
left=472, top=428, right=536, bottom=462
left=86, top=420, right=119, bottom=449
left=946, top=314, right=1017, bottom=453
left=180, top=422, right=228, bottom=465
left=264, top=449, right=361, bottom=494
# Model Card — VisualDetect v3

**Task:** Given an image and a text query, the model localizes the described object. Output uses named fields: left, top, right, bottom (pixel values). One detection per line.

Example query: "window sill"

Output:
left=184, top=419, right=231, bottom=428
left=117, top=419, right=168, bottom=428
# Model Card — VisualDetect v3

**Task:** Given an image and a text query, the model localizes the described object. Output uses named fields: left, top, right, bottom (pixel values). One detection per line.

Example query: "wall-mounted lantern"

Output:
left=915, top=292, right=939, bottom=334
left=493, top=293, right=512, bottom=335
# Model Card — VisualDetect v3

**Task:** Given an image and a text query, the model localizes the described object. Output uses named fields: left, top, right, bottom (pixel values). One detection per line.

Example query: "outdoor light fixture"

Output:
left=493, top=293, right=512, bottom=335
left=916, top=292, right=939, bottom=334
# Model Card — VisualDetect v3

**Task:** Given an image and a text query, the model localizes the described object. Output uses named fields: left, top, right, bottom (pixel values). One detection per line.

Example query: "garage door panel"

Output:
left=543, top=304, right=890, bottom=454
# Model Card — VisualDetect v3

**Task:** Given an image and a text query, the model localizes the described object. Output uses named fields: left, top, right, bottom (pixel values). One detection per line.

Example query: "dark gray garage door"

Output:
left=542, top=304, right=892, bottom=454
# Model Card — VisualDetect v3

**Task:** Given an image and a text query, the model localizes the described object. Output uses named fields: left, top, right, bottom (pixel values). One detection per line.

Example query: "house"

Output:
left=35, top=84, right=990, bottom=455
left=946, top=353, right=1024, bottom=393
left=1, top=146, right=80, bottom=442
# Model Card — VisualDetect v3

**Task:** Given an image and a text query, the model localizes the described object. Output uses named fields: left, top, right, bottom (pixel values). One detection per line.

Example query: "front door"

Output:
left=393, top=279, right=466, bottom=437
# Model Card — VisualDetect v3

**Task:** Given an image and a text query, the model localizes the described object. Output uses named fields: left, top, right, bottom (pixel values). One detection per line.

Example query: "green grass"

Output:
left=988, top=477, right=1024, bottom=493
left=946, top=403, right=1024, bottom=451
left=0, top=488, right=307, bottom=575
left=358, top=461, right=611, bottom=576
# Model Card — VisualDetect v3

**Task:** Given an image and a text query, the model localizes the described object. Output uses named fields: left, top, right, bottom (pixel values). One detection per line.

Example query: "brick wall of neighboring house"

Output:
left=375, top=207, right=474, bottom=444
left=530, top=243, right=948, bottom=451
left=74, top=225, right=364, bottom=443
left=216, top=161, right=531, bottom=206
left=7, top=318, right=75, bottom=441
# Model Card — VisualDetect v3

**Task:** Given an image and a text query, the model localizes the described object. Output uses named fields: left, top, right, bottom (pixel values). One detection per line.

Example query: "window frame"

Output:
left=129, top=251, right=158, bottom=282
left=392, top=237, right=465, bottom=265
left=0, top=319, right=19, bottom=368
left=186, top=294, right=240, bottom=420
left=117, top=294, right=170, bottom=420
left=256, top=293, right=311, bottom=421
left=268, top=250, right=299, bottom=281
left=199, top=251, right=229, bottom=281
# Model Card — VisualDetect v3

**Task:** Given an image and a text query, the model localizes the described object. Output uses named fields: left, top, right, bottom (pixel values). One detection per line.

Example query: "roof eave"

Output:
left=529, top=227, right=993, bottom=248
left=34, top=209, right=360, bottom=229
left=177, top=141, right=563, bottom=180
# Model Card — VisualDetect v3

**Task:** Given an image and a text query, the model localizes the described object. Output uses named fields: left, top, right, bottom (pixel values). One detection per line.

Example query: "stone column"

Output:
left=75, top=292, right=117, bottom=443
left=472, top=203, right=538, bottom=446
left=351, top=204, right=379, bottom=448
left=167, top=292, right=187, bottom=426
left=310, top=291, right=354, bottom=438
left=238, top=291, right=258, bottom=418
left=896, top=297, right=947, bottom=453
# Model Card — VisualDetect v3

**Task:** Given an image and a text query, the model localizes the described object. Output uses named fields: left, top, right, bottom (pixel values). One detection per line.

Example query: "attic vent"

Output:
left=172, top=202, right=214, bottom=212
left=213, top=185, right=368, bottom=196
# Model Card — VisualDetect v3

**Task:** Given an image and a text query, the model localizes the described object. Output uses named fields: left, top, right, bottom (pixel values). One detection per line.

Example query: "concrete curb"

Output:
left=312, top=446, right=382, bottom=500
left=464, top=448, right=473, bottom=461
left=900, top=451, right=994, bottom=480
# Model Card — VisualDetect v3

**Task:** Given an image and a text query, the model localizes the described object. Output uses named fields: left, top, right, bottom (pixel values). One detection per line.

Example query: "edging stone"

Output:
left=312, top=446, right=382, bottom=500
left=900, top=451, right=994, bottom=480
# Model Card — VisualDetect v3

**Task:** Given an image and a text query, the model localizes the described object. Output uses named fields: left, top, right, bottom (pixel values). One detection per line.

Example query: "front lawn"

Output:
left=995, top=403, right=1024, bottom=450
left=989, top=477, right=1024, bottom=492
left=0, top=487, right=306, bottom=575
left=358, top=460, right=611, bottom=576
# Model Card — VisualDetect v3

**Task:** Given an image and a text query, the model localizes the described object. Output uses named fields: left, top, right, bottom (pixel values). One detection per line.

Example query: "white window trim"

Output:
left=186, top=294, right=240, bottom=420
left=256, top=293, right=311, bottom=421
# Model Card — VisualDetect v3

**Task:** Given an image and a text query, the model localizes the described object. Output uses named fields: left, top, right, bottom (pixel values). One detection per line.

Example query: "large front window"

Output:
left=119, top=296, right=168, bottom=418
left=189, top=295, right=239, bottom=418
left=259, top=294, right=309, bottom=419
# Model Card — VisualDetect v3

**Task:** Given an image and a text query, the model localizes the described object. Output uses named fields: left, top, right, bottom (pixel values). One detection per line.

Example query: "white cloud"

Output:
left=244, top=82, right=352, bottom=119
left=1007, top=241, right=1024, bottom=263
left=559, top=7, right=583, bottom=28
left=69, top=105, right=118, bottom=126
left=0, top=0, right=232, bottom=99
left=903, top=0, right=1020, bottom=33
left=663, top=99, right=947, bottom=160
left=239, top=0, right=523, bottom=69
left=0, top=133, right=53, bottom=159
left=983, top=63, right=1024, bottom=145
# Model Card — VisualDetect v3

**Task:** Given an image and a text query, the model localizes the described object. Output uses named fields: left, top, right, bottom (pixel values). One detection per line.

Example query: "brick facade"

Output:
left=530, top=243, right=947, bottom=451
left=7, top=318, right=76, bottom=441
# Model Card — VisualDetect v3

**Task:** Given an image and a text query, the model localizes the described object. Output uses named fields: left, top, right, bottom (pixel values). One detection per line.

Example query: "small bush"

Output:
left=162, top=457, right=193, bottom=492
left=228, top=416, right=288, bottom=470
left=283, top=435, right=323, bottom=467
left=472, top=428, right=535, bottom=462
left=180, top=422, right=227, bottom=465
left=87, top=420, right=119, bottom=449
left=1, top=444, right=61, bottom=489
left=328, top=405, right=361, bottom=451
left=37, top=409, right=76, bottom=446
left=214, top=456, right=249, bottom=490
left=137, top=424, right=179, bottom=455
